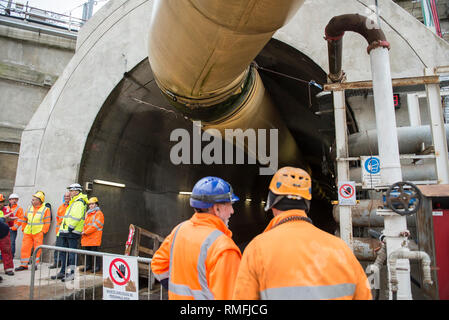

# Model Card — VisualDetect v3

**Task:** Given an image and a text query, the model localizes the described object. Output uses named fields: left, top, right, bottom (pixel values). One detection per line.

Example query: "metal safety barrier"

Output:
left=29, top=245, right=166, bottom=300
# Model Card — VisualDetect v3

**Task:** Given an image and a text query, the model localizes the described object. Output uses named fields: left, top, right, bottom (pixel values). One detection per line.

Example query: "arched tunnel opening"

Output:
left=79, top=39, right=348, bottom=254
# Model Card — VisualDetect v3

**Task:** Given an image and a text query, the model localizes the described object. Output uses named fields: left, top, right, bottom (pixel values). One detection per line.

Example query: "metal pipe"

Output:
left=388, top=248, right=433, bottom=298
left=333, top=200, right=416, bottom=227
left=348, top=124, right=449, bottom=156
left=407, top=93, right=422, bottom=127
left=424, top=67, right=449, bottom=183
left=349, top=160, right=437, bottom=184
left=333, top=89, right=353, bottom=249
left=325, top=14, right=389, bottom=82
left=147, top=0, right=306, bottom=170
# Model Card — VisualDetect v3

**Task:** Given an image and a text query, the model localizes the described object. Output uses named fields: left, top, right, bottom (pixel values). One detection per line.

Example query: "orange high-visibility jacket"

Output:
left=151, top=213, right=242, bottom=300
left=81, top=208, right=104, bottom=246
left=233, top=209, right=372, bottom=300
left=55, top=203, right=68, bottom=235
left=8, top=204, right=24, bottom=231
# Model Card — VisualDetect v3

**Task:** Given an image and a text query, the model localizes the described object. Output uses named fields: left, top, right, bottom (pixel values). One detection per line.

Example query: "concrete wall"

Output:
left=0, top=19, right=76, bottom=196
left=12, top=0, right=449, bottom=255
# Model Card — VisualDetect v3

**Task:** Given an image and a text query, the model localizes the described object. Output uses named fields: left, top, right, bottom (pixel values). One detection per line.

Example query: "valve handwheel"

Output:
left=385, top=181, right=422, bottom=216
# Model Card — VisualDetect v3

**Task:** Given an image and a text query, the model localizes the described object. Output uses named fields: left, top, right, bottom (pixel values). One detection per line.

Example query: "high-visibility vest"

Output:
left=23, top=204, right=51, bottom=235
left=232, top=209, right=372, bottom=300
left=59, top=193, right=88, bottom=235
left=151, top=213, right=241, bottom=300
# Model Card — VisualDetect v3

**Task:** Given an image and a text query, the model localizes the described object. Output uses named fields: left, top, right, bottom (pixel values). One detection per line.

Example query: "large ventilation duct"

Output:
left=148, top=0, right=307, bottom=171
left=348, top=124, right=449, bottom=156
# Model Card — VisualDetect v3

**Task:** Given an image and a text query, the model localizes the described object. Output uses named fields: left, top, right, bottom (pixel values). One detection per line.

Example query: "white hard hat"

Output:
left=9, top=193, right=19, bottom=199
left=67, top=183, right=82, bottom=191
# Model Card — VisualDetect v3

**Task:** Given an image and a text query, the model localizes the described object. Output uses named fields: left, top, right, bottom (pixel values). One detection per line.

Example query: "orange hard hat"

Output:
left=268, top=167, right=312, bottom=200
left=0, top=194, right=4, bottom=202
left=264, top=167, right=312, bottom=212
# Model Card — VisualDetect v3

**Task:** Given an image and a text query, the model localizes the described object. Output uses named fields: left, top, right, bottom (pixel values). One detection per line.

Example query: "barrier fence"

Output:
left=29, top=245, right=165, bottom=300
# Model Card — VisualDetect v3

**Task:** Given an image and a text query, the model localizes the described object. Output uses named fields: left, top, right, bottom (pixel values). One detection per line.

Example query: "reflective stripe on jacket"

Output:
left=81, top=207, right=104, bottom=246
left=59, top=193, right=88, bottom=235
left=151, top=213, right=241, bottom=300
left=232, top=209, right=372, bottom=300
left=55, top=203, right=68, bottom=235
left=9, top=205, right=24, bottom=231
left=23, top=204, right=51, bottom=235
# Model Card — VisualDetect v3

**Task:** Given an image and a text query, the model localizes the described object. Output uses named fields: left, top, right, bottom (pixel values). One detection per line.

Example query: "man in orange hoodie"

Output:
left=151, top=176, right=241, bottom=300
left=233, top=167, right=372, bottom=300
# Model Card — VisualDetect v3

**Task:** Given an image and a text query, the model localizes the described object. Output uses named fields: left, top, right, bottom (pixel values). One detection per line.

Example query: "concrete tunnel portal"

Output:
left=79, top=39, right=339, bottom=253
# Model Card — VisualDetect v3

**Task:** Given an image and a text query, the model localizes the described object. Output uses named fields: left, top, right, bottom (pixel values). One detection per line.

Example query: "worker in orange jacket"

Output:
left=233, top=167, right=372, bottom=300
left=49, top=191, right=70, bottom=269
left=15, top=191, right=51, bottom=271
left=7, top=193, right=24, bottom=259
left=80, top=197, right=104, bottom=273
left=151, top=176, right=242, bottom=300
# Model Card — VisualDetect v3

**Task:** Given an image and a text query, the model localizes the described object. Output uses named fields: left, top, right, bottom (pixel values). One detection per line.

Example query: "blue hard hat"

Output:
left=190, top=176, right=239, bottom=209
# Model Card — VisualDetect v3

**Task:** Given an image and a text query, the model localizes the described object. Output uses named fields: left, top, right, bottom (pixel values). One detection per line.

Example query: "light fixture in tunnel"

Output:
left=93, top=179, right=126, bottom=188
left=179, top=191, right=192, bottom=195
left=245, top=198, right=252, bottom=202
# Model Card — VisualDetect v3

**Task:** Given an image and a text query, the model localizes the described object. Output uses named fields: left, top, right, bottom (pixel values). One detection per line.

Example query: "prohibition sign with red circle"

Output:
left=109, top=258, right=131, bottom=286
left=339, top=184, right=355, bottom=199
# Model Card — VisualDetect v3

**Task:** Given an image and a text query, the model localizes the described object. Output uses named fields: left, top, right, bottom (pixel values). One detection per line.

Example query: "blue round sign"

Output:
left=365, top=157, right=380, bottom=174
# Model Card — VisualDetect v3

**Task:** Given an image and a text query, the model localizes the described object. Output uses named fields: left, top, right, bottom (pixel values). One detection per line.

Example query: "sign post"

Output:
left=361, top=156, right=382, bottom=189
left=103, top=256, right=139, bottom=300
left=338, top=181, right=357, bottom=206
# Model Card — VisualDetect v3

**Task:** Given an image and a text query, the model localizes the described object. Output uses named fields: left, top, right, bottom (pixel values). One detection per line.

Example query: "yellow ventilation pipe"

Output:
left=148, top=0, right=307, bottom=171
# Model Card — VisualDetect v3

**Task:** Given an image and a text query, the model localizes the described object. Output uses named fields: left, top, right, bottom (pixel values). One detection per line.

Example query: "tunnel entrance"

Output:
left=79, top=39, right=340, bottom=254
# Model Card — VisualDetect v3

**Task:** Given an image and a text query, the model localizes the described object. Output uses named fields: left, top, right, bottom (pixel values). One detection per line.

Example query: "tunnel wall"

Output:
left=12, top=0, right=449, bottom=255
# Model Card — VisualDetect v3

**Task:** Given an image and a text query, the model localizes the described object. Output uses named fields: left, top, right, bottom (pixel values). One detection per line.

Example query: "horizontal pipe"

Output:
left=333, top=200, right=416, bottom=227
left=349, top=160, right=437, bottom=184
left=354, top=238, right=419, bottom=261
left=348, top=124, right=449, bottom=156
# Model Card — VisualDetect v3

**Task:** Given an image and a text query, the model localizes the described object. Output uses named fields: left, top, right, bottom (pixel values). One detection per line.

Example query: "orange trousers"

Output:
left=20, top=232, right=43, bottom=267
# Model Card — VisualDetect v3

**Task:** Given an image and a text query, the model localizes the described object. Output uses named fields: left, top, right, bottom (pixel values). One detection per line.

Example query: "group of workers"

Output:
left=151, top=166, right=373, bottom=300
left=0, top=183, right=104, bottom=283
left=1, top=165, right=372, bottom=300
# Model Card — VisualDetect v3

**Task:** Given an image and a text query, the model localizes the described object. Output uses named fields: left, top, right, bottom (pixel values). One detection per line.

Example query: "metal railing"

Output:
left=29, top=245, right=166, bottom=300
left=0, top=0, right=86, bottom=32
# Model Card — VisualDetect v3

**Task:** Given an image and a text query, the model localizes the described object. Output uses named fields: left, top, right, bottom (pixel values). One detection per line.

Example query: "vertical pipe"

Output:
left=407, top=93, right=422, bottom=127
left=425, top=68, right=449, bottom=184
left=333, top=90, right=353, bottom=249
left=370, top=47, right=412, bottom=300
left=369, top=47, right=402, bottom=185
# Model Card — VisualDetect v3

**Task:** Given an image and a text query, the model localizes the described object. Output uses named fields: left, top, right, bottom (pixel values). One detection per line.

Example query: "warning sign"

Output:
left=103, top=256, right=139, bottom=300
left=338, top=181, right=356, bottom=206
left=361, top=156, right=382, bottom=189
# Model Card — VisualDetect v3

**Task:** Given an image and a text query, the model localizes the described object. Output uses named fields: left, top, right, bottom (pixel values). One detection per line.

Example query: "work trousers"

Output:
left=83, top=246, right=102, bottom=270
left=10, top=230, right=17, bottom=258
left=0, top=232, right=14, bottom=272
left=53, top=236, right=64, bottom=264
left=20, top=232, right=44, bottom=267
left=58, top=233, right=80, bottom=275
